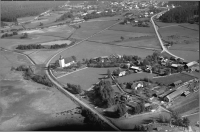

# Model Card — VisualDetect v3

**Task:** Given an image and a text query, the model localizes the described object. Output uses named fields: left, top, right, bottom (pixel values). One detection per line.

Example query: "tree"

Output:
left=93, top=80, right=115, bottom=107
left=107, top=69, right=111, bottom=78
left=72, top=56, right=76, bottom=62
left=120, top=36, right=124, bottom=41
left=115, top=102, right=127, bottom=117
left=77, top=61, right=82, bottom=68
left=182, top=117, right=190, bottom=128
left=13, top=31, right=18, bottom=35
left=39, top=22, right=43, bottom=26
left=22, top=33, right=28, bottom=38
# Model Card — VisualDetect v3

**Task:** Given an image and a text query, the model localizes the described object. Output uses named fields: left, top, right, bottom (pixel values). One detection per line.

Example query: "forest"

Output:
left=160, top=2, right=199, bottom=23
left=1, top=1, right=65, bottom=22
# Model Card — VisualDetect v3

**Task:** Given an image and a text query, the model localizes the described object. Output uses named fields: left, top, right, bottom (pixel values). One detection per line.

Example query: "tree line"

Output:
left=12, top=65, right=53, bottom=87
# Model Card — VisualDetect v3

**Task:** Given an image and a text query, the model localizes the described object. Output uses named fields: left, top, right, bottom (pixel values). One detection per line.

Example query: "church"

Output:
left=59, top=55, right=75, bottom=68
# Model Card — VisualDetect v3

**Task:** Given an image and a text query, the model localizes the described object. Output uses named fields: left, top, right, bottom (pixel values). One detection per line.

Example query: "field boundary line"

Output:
left=56, top=67, right=88, bottom=79
left=182, top=112, right=199, bottom=118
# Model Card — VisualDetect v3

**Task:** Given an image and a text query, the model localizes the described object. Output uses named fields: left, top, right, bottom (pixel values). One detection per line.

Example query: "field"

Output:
left=169, top=50, right=199, bottom=62
left=0, top=50, right=86, bottom=131
left=108, top=23, right=156, bottom=34
left=0, top=35, right=64, bottom=50
left=57, top=67, right=117, bottom=90
left=88, top=30, right=161, bottom=49
left=29, top=49, right=60, bottom=64
left=71, top=21, right=118, bottom=39
left=110, top=111, right=170, bottom=130
left=117, top=72, right=156, bottom=83
left=152, top=73, right=196, bottom=86
left=51, top=41, right=156, bottom=64
left=158, top=22, right=199, bottom=57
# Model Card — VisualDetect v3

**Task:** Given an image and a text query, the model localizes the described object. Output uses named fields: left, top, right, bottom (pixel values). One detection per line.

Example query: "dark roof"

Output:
left=173, top=80, right=182, bottom=85
left=64, top=57, right=74, bottom=64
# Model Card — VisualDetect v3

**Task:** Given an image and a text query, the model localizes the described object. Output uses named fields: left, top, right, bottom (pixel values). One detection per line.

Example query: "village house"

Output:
left=130, top=66, right=142, bottom=73
left=58, top=56, right=75, bottom=68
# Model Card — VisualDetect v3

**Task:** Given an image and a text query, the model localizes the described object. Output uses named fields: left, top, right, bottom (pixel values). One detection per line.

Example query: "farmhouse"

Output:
left=59, top=56, right=75, bottom=68
left=185, top=61, right=199, bottom=72
left=164, top=84, right=188, bottom=102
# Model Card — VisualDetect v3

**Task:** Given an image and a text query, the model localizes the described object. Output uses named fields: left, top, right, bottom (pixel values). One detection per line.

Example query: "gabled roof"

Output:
left=166, top=85, right=188, bottom=101
left=64, top=57, right=74, bottom=64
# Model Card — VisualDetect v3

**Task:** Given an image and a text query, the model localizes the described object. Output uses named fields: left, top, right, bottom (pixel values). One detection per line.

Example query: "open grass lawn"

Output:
left=57, top=67, right=117, bottom=90
left=50, top=41, right=156, bottom=64
left=108, top=23, right=155, bottom=34
left=117, top=72, right=156, bottom=83
left=116, top=36, right=161, bottom=49
left=0, top=35, right=63, bottom=50
left=152, top=73, right=196, bottom=86
left=110, top=111, right=170, bottom=130
left=88, top=29, right=155, bottom=43
left=71, top=21, right=117, bottom=39
left=159, top=25, right=199, bottom=52
left=154, top=21, right=180, bottom=28
left=169, top=50, right=199, bottom=62
left=29, top=49, right=59, bottom=64
left=174, top=98, right=199, bottom=115
left=0, top=50, right=32, bottom=79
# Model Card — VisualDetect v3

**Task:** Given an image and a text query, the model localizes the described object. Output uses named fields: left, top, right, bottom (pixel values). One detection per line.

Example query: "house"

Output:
left=135, top=81, right=144, bottom=90
left=119, top=71, right=126, bottom=77
left=185, top=61, right=199, bottom=72
left=59, top=56, right=75, bottom=68
left=130, top=66, right=142, bottom=72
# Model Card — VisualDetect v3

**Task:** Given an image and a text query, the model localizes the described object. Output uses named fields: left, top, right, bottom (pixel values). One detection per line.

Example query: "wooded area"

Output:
left=160, top=2, right=199, bottom=23
left=1, top=1, right=65, bottom=22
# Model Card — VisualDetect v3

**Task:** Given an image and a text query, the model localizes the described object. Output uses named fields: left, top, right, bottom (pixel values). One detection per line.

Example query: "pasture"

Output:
left=29, top=49, right=60, bottom=64
left=152, top=73, right=196, bottom=86
left=57, top=67, right=117, bottom=90
left=0, top=35, right=65, bottom=50
left=117, top=72, right=156, bottom=84
left=159, top=25, right=199, bottom=51
left=88, top=29, right=155, bottom=43
left=108, top=23, right=156, bottom=34
left=50, top=41, right=156, bottom=63
left=71, top=20, right=117, bottom=39
left=0, top=48, right=83, bottom=131
left=110, top=111, right=170, bottom=130
left=169, top=50, right=199, bottom=62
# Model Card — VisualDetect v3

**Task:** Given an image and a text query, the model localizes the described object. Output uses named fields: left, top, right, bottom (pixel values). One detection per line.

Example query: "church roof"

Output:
left=64, top=57, right=74, bottom=64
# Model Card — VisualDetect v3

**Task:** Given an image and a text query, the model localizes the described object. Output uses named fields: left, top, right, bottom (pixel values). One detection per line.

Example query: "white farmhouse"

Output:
left=59, top=56, right=75, bottom=68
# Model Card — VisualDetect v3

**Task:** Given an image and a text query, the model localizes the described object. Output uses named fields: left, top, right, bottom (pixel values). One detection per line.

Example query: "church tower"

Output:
left=59, top=55, right=65, bottom=68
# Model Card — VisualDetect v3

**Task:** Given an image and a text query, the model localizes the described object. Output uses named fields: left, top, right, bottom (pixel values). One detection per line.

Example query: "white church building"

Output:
left=59, top=55, right=75, bottom=68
